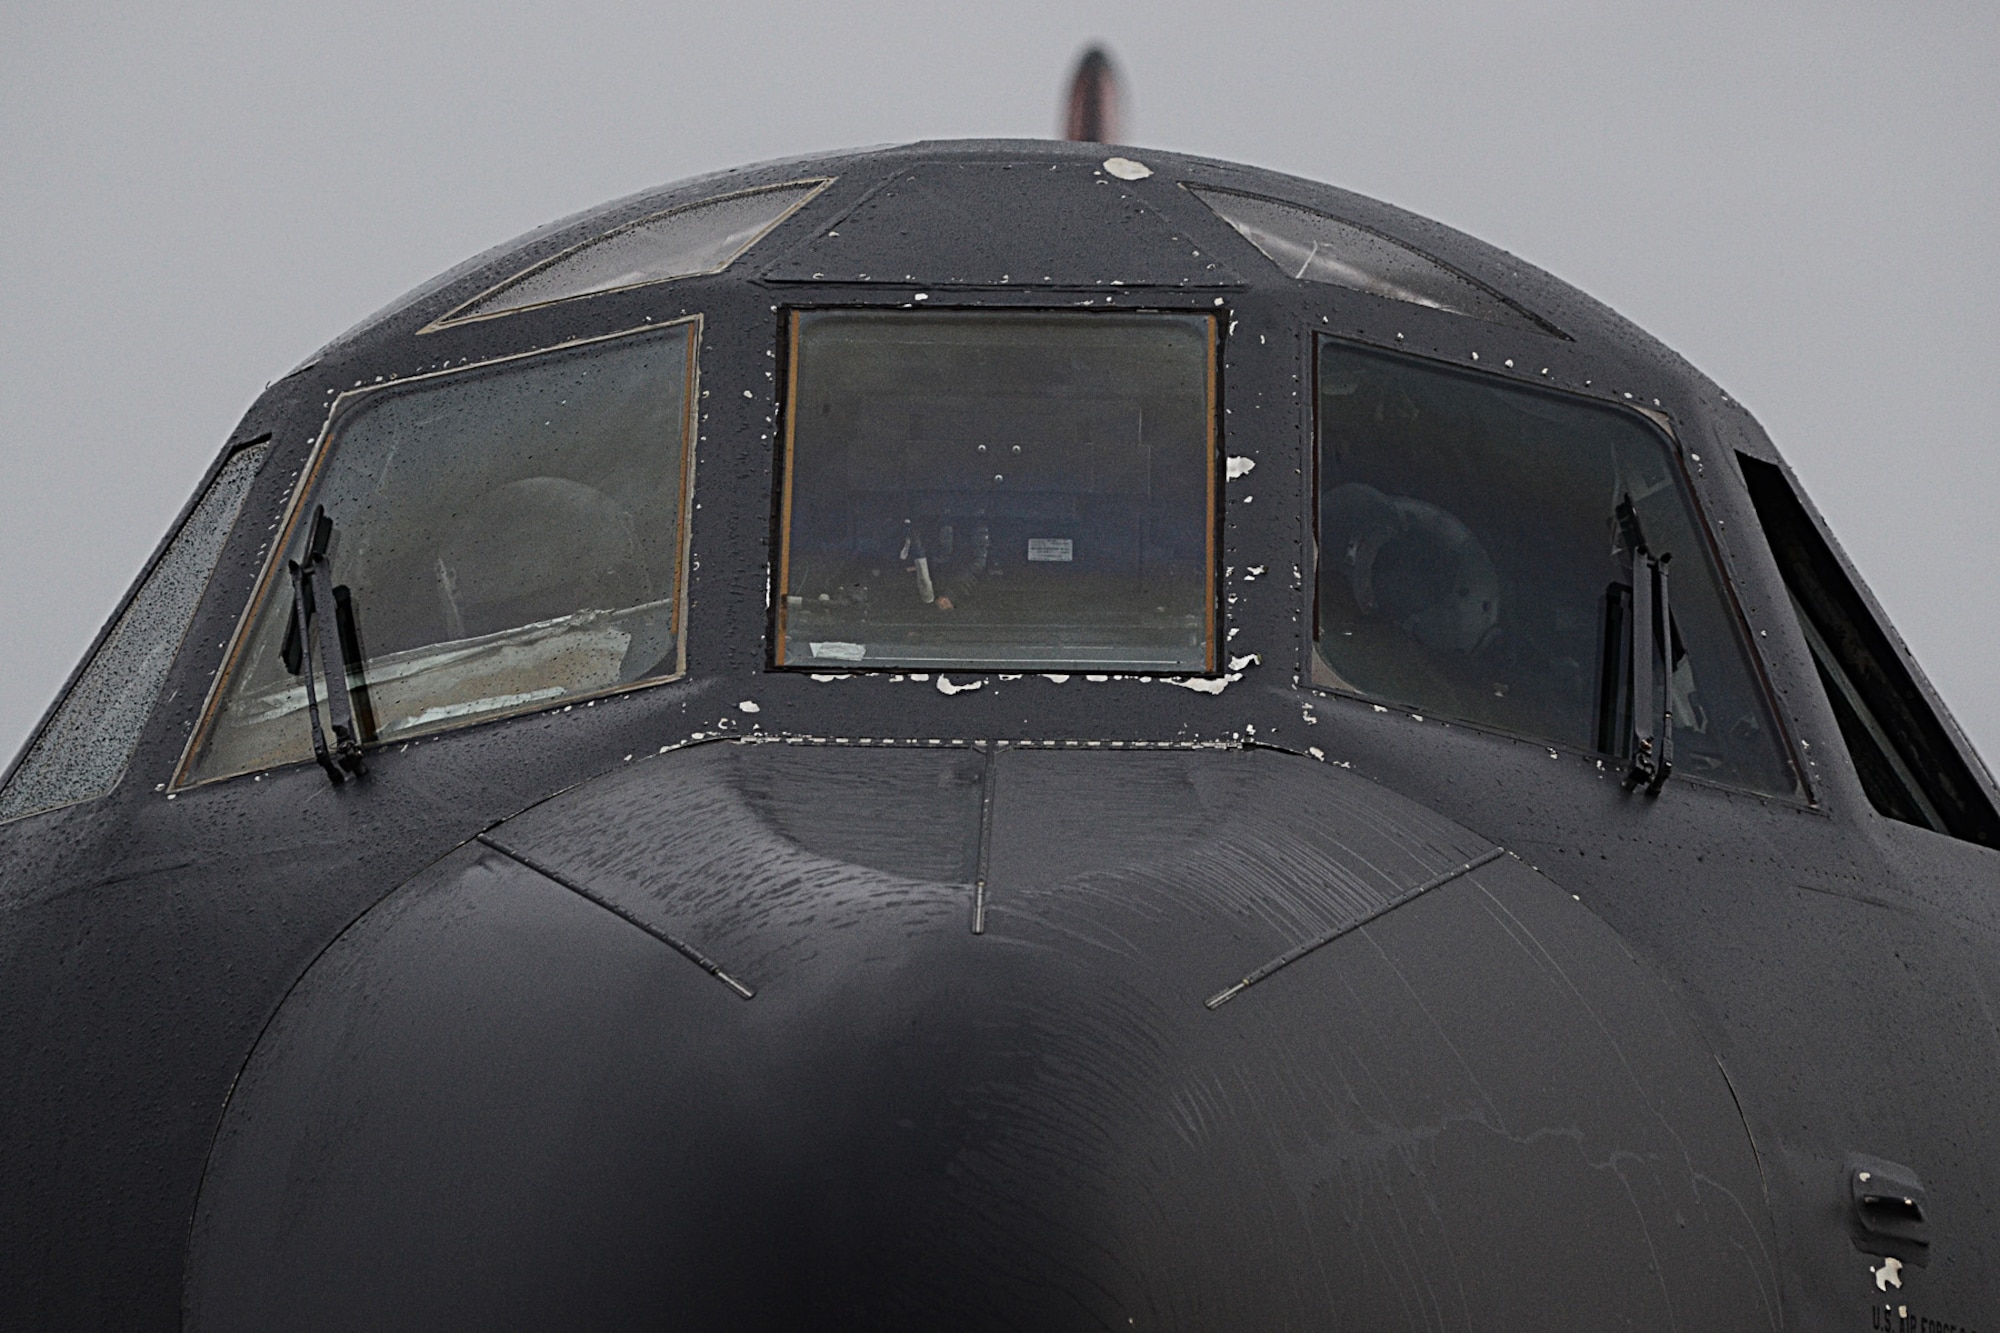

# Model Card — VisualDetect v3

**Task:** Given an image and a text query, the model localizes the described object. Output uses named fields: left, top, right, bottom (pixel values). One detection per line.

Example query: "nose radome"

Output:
left=188, top=743, right=1780, bottom=1331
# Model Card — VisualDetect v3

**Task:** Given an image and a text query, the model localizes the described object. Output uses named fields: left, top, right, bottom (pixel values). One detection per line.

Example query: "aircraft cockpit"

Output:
left=5, top=140, right=1992, bottom=845
left=87, top=146, right=1802, bottom=811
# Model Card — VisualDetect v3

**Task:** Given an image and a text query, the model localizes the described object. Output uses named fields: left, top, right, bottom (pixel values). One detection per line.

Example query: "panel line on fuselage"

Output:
left=476, top=834, right=755, bottom=999
left=1204, top=844, right=1507, bottom=1009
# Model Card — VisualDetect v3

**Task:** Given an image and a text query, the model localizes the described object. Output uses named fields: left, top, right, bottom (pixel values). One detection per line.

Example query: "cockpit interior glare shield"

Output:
left=1312, top=337, right=1798, bottom=798
left=432, top=180, right=831, bottom=327
left=775, top=309, right=1217, bottom=673
left=1189, top=186, right=1555, bottom=336
left=179, top=320, right=698, bottom=787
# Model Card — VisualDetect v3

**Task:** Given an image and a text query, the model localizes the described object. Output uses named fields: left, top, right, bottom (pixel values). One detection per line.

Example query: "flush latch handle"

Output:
left=1850, top=1157, right=1930, bottom=1268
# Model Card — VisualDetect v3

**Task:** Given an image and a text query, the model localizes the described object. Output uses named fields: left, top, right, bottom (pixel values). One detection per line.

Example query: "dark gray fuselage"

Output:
left=2, top=139, right=1994, bottom=1330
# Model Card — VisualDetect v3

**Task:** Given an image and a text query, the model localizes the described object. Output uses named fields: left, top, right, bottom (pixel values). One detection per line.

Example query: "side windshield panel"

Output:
left=1738, top=453, right=2000, bottom=845
left=1314, top=339, right=1796, bottom=797
left=181, top=322, right=696, bottom=786
left=0, top=443, right=266, bottom=821
left=776, top=309, right=1217, bottom=673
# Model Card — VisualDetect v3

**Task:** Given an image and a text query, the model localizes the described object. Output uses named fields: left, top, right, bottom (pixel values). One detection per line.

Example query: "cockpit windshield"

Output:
left=1313, top=338, right=1797, bottom=796
left=775, top=310, right=1216, bottom=673
left=180, top=321, right=696, bottom=785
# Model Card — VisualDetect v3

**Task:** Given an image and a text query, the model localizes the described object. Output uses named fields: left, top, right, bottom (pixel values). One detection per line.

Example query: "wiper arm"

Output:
left=280, top=505, right=367, bottom=784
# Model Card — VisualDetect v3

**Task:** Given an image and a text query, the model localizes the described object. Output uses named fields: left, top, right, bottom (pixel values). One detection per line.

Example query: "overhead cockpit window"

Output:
left=776, top=310, right=1216, bottom=673
left=433, top=180, right=830, bottom=326
left=0, top=442, right=266, bottom=821
left=179, top=322, right=696, bottom=786
left=1189, top=187, right=1555, bottom=336
left=1313, top=339, right=1797, bottom=797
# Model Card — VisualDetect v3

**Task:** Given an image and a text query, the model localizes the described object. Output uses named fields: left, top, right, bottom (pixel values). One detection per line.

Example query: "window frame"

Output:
left=1307, top=332, right=1805, bottom=800
left=170, top=317, right=702, bottom=791
left=768, top=304, right=1222, bottom=677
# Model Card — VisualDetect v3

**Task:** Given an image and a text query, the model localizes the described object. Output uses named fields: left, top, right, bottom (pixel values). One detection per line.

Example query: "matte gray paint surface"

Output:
left=189, top=746, right=1780, bottom=1329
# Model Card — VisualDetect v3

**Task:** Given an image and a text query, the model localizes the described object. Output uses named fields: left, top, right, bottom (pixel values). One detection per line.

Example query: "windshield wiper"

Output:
left=280, top=505, right=367, bottom=783
left=1614, top=496, right=1673, bottom=795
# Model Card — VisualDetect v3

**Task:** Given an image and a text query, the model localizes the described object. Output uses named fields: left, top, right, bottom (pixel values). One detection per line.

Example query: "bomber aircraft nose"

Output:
left=188, top=743, right=1776, bottom=1329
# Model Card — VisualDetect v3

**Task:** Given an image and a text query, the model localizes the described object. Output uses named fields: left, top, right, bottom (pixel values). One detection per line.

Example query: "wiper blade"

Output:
left=1615, top=496, right=1673, bottom=795
left=282, top=505, right=367, bottom=784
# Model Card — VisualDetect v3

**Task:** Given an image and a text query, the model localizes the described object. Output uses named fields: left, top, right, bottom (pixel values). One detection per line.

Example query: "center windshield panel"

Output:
left=776, top=309, right=1217, bottom=673
left=1313, top=337, right=1797, bottom=797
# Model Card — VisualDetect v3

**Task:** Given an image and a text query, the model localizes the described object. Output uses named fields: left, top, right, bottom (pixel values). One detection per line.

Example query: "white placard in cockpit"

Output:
left=1027, top=538, right=1074, bottom=563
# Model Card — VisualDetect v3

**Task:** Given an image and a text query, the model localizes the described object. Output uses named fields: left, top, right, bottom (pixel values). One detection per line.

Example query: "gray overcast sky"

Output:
left=3, top=0, right=1995, bottom=770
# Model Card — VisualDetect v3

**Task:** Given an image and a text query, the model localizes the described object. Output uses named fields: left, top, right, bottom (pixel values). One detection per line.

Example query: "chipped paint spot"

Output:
left=1226, top=456, right=1256, bottom=480
left=1308, top=746, right=1325, bottom=760
left=1102, top=156, right=1152, bottom=180
left=808, top=673, right=851, bottom=682
left=1228, top=653, right=1261, bottom=672
left=1873, top=1256, right=1904, bottom=1291
left=1169, top=673, right=1240, bottom=694
left=737, top=700, right=761, bottom=714
left=1043, top=674, right=1071, bottom=684
left=936, top=675, right=982, bottom=695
